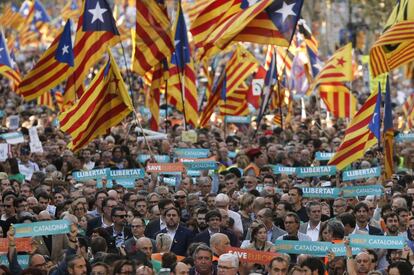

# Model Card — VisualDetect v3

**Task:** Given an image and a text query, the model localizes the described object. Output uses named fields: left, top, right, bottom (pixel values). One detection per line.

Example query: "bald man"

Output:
left=210, top=233, right=230, bottom=258
left=173, top=262, right=190, bottom=275
left=136, top=237, right=153, bottom=261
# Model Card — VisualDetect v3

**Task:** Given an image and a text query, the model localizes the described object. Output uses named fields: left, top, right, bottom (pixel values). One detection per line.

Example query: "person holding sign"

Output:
left=244, top=223, right=276, bottom=274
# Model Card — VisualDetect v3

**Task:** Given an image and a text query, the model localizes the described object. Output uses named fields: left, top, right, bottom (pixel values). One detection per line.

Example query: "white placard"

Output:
left=7, top=115, right=20, bottom=130
left=0, top=144, right=8, bottom=161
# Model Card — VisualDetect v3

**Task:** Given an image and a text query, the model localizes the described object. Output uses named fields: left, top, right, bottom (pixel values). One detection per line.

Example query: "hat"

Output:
left=246, top=148, right=262, bottom=161
left=0, top=172, right=8, bottom=180
left=227, top=167, right=242, bottom=178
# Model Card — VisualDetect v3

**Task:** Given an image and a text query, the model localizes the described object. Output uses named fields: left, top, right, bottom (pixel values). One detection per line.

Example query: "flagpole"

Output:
left=164, top=78, right=169, bottom=134
left=119, top=41, right=155, bottom=157
left=180, top=70, right=188, bottom=130
left=277, top=79, right=283, bottom=129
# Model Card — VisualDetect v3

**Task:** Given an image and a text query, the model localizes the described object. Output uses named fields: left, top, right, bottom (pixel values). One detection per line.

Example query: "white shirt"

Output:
left=160, top=218, right=166, bottom=231
left=306, top=222, right=321, bottom=241
left=83, top=161, right=95, bottom=170
left=228, top=209, right=244, bottom=234
left=166, top=227, right=177, bottom=242
left=18, top=161, right=39, bottom=180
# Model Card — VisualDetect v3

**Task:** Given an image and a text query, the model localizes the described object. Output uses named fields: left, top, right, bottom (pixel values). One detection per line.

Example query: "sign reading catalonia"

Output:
left=14, top=220, right=71, bottom=238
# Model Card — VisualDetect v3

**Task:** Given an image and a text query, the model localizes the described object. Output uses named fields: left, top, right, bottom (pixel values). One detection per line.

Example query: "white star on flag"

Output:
left=62, top=45, right=69, bottom=55
left=0, top=48, right=3, bottom=58
left=247, top=0, right=258, bottom=7
left=35, top=10, right=42, bottom=20
left=88, top=2, right=107, bottom=24
left=275, top=1, right=296, bottom=23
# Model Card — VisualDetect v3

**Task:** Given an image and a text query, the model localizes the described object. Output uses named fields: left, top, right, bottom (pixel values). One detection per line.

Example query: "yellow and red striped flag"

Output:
left=319, top=82, right=357, bottom=118
left=55, top=91, right=66, bottom=112
left=308, top=43, right=353, bottom=95
left=383, top=77, right=394, bottom=179
left=62, top=0, right=80, bottom=21
left=65, top=0, right=120, bottom=101
left=182, top=0, right=210, bottom=25
left=59, top=51, right=133, bottom=152
left=19, top=20, right=74, bottom=101
left=148, top=63, right=165, bottom=131
left=199, top=44, right=258, bottom=127
left=0, top=32, right=21, bottom=91
left=370, top=0, right=414, bottom=77
left=0, top=3, right=25, bottom=30
left=403, top=93, right=414, bottom=116
left=37, top=92, right=55, bottom=111
left=328, top=91, right=379, bottom=170
left=220, top=83, right=249, bottom=116
left=166, top=2, right=198, bottom=127
left=131, top=0, right=174, bottom=76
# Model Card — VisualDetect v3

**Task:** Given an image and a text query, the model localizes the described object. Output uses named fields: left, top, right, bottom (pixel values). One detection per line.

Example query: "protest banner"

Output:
left=137, top=155, right=170, bottom=163
left=14, top=220, right=71, bottom=238
left=301, top=187, right=341, bottom=199
left=342, top=185, right=383, bottom=198
left=0, top=255, right=29, bottom=269
left=342, top=167, right=381, bottom=181
left=349, top=234, right=405, bottom=249
left=183, top=161, right=217, bottom=171
left=315, top=152, right=334, bottom=161
left=274, top=240, right=331, bottom=257
left=296, top=166, right=336, bottom=178
left=224, top=116, right=251, bottom=124
left=146, top=163, right=185, bottom=173
left=0, top=238, right=32, bottom=252
left=173, top=148, right=209, bottom=158
left=225, top=247, right=279, bottom=265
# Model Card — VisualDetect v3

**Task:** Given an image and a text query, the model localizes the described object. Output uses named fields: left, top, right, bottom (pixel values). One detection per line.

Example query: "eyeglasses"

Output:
left=175, top=196, right=186, bottom=199
left=218, top=265, right=235, bottom=270
left=114, top=214, right=126, bottom=218
left=131, top=225, right=144, bottom=228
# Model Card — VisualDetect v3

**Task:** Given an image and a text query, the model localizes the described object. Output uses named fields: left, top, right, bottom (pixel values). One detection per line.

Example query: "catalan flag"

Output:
left=182, top=0, right=210, bottom=25
left=298, top=19, right=321, bottom=78
left=167, top=2, right=198, bottom=127
left=0, top=3, right=24, bottom=30
left=319, top=83, right=357, bottom=118
left=370, top=0, right=414, bottom=77
left=193, top=0, right=303, bottom=60
left=131, top=0, right=174, bottom=76
left=309, top=43, right=353, bottom=95
left=328, top=91, right=379, bottom=170
left=37, top=91, right=55, bottom=111
left=403, top=93, right=414, bottom=116
left=31, top=0, right=51, bottom=35
left=55, top=90, right=65, bottom=112
left=199, top=45, right=258, bottom=127
left=199, top=0, right=274, bottom=59
left=62, top=0, right=80, bottom=21
left=18, top=1, right=40, bottom=46
left=257, top=45, right=278, bottom=122
left=148, top=63, right=164, bottom=131
left=234, top=0, right=304, bottom=46
left=59, top=51, right=133, bottom=152
left=220, top=83, right=249, bottom=116
left=65, top=0, right=120, bottom=100
left=383, top=78, right=394, bottom=179
left=0, top=31, right=21, bottom=91
left=19, top=20, right=74, bottom=101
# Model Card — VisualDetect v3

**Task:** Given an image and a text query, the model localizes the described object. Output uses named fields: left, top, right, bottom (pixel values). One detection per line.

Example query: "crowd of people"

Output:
left=0, top=68, right=413, bottom=275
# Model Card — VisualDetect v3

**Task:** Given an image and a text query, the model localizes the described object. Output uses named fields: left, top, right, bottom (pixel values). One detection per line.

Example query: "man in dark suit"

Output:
left=193, top=210, right=238, bottom=247
left=104, top=207, right=133, bottom=252
left=87, top=197, right=117, bottom=236
left=354, top=202, right=383, bottom=235
left=124, top=217, right=156, bottom=255
left=157, top=207, right=193, bottom=256
left=144, top=198, right=175, bottom=239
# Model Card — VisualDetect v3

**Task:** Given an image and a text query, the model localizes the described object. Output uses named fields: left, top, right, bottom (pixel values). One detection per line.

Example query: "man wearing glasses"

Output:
left=87, top=197, right=117, bottom=236
left=105, top=207, right=132, bottom=251
left=124, top=217, right=155, bottom=256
